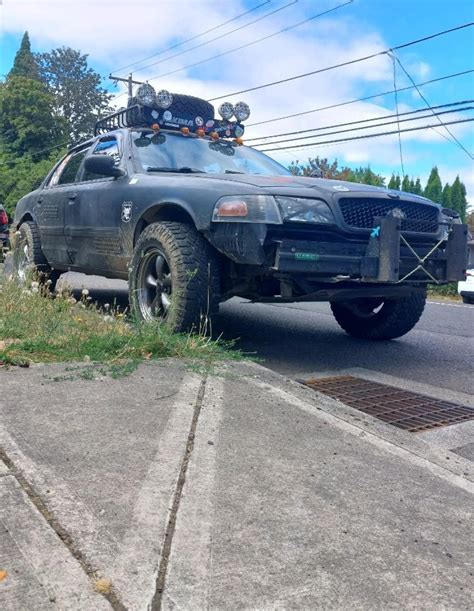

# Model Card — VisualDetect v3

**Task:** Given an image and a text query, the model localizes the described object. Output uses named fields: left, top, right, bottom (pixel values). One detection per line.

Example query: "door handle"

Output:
left=68, top=193, right=78, bottom=200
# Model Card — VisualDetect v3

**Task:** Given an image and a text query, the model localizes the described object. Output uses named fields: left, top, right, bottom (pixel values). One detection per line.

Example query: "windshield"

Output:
left=131, top=130, right=291, bottom=176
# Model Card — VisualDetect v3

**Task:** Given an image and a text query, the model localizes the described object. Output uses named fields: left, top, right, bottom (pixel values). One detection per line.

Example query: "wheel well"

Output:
left=19, top=213, right=34, bottom=225
left=134, top=204, right=196, bottom=246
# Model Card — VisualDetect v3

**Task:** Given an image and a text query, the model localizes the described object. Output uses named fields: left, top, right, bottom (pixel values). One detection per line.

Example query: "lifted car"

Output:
left=11, top=85, right=469, bottom=339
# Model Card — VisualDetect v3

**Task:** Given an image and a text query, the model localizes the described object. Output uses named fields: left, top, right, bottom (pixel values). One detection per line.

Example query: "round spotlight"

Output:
left=233, top=101, right=250, bottom=122
left=218, top=102, right=234, bottom=120
left=156, top=89, right=173, bottom=109
left=136, top=83, right=156, bottom=106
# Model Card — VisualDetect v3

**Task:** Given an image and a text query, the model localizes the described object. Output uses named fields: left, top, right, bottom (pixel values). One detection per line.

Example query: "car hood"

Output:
left=167, top=173, right=434, bottom=203
left=137, top=172, right=436, bottom=206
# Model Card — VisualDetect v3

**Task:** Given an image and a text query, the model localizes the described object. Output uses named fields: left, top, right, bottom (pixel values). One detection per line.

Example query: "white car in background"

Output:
left=458, top=268, right=474, bottom=304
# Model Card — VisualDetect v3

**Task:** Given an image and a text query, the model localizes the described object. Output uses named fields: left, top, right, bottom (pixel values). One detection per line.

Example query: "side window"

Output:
left=82, top=136, right=121, bottom=182
left=49, top=148, right=89, bottom=187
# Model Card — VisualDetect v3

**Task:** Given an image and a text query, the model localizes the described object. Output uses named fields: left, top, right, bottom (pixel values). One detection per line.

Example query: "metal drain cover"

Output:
left=302, top=376, right=474, bottom=433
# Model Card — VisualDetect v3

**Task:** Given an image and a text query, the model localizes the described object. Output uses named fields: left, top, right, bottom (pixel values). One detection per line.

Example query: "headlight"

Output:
left=441, top=207, right=461, bottom=224
left=275, top=196, right=335, bottom=224
left=212, top=195, right=282, bottom=224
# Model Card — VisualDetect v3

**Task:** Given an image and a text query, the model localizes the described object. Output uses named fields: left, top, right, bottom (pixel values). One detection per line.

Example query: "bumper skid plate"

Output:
left=275, top=217, right=468, bottom=284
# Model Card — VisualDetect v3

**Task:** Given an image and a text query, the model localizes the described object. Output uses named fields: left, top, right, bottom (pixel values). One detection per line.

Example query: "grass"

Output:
left=427, top=282, right=461, bottom=300
left=0, top=276, right=242, bottom=374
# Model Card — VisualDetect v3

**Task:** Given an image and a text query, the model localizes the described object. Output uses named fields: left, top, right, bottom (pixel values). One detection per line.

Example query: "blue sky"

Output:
left=1, top=0, right=473, bottom=202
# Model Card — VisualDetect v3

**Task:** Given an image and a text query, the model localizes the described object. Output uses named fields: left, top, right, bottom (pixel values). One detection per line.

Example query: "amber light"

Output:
left=233, top=137, right=244, bottom=145
left=216, top=200, right=248, bottom=217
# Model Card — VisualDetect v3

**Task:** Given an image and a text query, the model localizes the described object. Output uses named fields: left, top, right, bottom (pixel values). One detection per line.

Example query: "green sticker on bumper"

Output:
left=295, top=252, right=319, bottom=261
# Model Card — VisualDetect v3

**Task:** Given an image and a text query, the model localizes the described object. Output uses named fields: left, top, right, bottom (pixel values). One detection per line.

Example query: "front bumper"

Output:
left=275, top=218, right=469, bottom=284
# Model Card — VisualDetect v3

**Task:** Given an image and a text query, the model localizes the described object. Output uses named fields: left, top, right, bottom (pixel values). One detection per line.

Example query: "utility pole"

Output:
left=108, top=73, right=145, bottom=101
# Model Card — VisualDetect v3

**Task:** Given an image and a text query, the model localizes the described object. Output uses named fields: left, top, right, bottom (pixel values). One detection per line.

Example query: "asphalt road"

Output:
left=61, top=273, right=474, bottom=395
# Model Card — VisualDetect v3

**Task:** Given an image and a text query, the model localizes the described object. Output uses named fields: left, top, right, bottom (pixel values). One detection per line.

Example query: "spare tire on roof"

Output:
left=169, top=94, right=215, bottom=123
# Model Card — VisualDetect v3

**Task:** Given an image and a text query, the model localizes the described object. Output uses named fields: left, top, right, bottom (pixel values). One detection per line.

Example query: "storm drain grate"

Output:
left=302, top=376, right=474, bottom=433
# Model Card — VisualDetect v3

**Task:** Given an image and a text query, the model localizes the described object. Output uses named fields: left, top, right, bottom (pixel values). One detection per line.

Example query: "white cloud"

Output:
left=2, top=0, right=473, bottom=200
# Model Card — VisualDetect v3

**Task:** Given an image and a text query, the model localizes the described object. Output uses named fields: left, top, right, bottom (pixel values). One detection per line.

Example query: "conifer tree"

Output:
left=413, top=178, right=423, bottom=195
left=450, top=176, right=468, bottom=221
left=424, top=167, right=443, bottom=203
left=442, top=183, right=452, bottom=209
left=8, top=32, right=40, bottom=80
left=401, top=175, right=411, bottom=193
left=388, top=174, right=401, bottom=190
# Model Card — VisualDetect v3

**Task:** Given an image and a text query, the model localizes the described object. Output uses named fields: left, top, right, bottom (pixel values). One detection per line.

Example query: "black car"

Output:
left=11, top=87, right=469, bottom=339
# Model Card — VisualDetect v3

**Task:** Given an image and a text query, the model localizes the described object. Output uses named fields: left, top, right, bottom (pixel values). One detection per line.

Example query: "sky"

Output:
left=1, top=0, right=473, bottom=205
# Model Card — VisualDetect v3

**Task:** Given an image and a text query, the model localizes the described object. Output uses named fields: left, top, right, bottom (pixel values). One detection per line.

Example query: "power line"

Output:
left=148, top=0, right=354, bottom=81
left=251, top=106, right=474, bottom=147
left=114, top=0, right=271, bottom=74
left=246, top=99, right=474, bottom=142
left=259, top=117, right=474, bottom=152
left=246, top=69, right=474, bottom=128
left=392, top=53, right=474, bottom=160
left=134, top=0, right=300, bottom=76
left=208, top=21, right=474, bottom=101
left=390, top=54, right=405, bottom=176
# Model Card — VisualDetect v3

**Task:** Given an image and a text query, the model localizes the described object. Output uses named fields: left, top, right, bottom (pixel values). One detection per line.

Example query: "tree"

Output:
left=424, top=166, right=442, bottom=203
left=289, top=157, right=385, bottom=186
left=401, top=175, right=411, bottom=193
left=466, top=209, right=474, bottom=234
left=450, top=175, right=468, bottom=221
left=289, top=157, right=339, bottom=177
left=441, top=183, right=452, bottom=209
left=0, top=151, right=62, bottom=215
left=413, top=178, right=423, bottom=195
left=388, top=174, right=401, bottom=190
left=350, top=166, right=385, bottom=186
left=0, top=76, right=64, bottom=159
left=8, top=32, right=40, bottom=80
left=37, top=47, right=112, bottom=141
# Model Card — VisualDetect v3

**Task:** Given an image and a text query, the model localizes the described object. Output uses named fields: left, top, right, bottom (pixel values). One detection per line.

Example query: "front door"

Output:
left=64, top=135, right=129, bottom=276
left=38, top=146, right=91, bottom=267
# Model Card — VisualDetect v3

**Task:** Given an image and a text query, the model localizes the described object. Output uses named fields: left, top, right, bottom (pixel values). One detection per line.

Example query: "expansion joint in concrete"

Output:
left=0, top=446, right=126, bottom=610
left=152, top=376, right=207, bottom=610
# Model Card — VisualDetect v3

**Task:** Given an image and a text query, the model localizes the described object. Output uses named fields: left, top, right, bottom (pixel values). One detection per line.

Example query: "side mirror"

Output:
left=84, top=155, right=124, bottom=178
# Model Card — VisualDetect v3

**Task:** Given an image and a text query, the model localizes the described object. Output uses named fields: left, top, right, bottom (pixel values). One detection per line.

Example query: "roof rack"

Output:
left=95, top=101, right=247, bottom=140
left=94, top=106, right=141, bottom=135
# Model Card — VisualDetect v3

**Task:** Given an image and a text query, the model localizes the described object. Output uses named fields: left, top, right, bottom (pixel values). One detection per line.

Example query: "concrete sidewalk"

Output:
left=0, top=360, right=472, bottom=610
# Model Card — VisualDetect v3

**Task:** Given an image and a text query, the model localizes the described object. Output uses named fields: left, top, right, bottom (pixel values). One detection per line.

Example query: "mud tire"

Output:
left=129, top=221, right=220, bottom=332
left=12, top=221, right=59, bottom=291
left=330, top=292, right=427, bottom=340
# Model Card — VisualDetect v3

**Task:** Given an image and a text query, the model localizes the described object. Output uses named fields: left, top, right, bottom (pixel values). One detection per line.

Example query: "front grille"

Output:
left=339, top=197, right=439, bottom=233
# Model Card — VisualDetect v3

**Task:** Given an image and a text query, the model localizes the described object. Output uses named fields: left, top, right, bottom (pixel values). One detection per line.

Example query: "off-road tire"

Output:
left=12, top=221, right=60, bottom=291
left=330, top=292, right=427, bottom=340
left=169, top=94, right=214, bottom=123
left=129, top=221, right=220, bottom=332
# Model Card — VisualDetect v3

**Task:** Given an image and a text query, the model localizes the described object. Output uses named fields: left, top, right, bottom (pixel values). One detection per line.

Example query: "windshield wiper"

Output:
left=146, top=166, right=205, bottom=173
left=224, top=169, right=245, bottom=174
